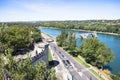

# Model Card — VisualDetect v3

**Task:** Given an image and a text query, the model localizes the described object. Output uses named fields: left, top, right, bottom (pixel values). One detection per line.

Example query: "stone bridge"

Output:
left=77, top=32, right=98, bottom=39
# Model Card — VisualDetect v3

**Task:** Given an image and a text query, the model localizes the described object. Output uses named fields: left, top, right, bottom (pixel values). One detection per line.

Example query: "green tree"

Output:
left=67, top=32, right=76, bottom=52
left=0, top=52, right=56, bottom=80
left=111, top=73, right=120, bottom=80
left=1, top=27, right=31, bottom=50
left=0, top=26, right=41, bottom=55
left=56, top=31, right=68, bottom=47
left=80, top=38, right=114, bottom=68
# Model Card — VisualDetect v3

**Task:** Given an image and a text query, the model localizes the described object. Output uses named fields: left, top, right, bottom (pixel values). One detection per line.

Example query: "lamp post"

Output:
left=72, top=74, right=74, bottom=80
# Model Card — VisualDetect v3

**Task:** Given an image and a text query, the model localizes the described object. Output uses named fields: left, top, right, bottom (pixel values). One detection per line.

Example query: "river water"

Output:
left=40, top=27, right=120, bottom=74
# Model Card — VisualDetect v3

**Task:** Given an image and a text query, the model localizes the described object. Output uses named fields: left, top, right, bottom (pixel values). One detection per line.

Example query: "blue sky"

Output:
left=0, top=0, right=120, bottom=22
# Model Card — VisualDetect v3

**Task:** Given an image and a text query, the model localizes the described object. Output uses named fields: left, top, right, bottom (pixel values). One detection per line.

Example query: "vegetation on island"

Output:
left=41, top=20, right=120, bottom=34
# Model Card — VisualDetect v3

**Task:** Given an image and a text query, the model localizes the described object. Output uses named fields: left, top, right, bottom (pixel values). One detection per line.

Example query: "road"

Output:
left=41, top=34, right=98, bottom=80
left=50, top=42, right=98, bottom=80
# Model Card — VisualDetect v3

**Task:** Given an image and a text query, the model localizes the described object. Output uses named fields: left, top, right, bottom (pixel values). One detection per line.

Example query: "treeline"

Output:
left=1, top=20, right=120, bottom=34
left=41, top=20, right=120, bottom=34
left=0, top=22, right=41, bottom=28
left=0, top=26, right=41, bottom=55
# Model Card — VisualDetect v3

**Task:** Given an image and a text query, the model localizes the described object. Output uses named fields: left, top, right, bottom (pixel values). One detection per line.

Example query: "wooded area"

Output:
left=41, top=20, right=120, bottom=34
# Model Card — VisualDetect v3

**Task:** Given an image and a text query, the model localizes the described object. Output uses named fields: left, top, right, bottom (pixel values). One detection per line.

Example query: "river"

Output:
left=40, top=27, right=120, bottom=74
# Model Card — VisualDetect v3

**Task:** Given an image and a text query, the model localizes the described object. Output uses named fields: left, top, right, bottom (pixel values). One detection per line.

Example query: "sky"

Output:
left=0, top=0, right=120, bottom=22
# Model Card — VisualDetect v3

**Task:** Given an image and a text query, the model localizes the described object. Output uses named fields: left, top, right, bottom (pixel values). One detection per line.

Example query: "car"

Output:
left=60, top=55, right=65, bottom=60
left=59, top=51, right=61, bottom=54
left=61, top=54, right=64, bottom=58
left=66, top=60, right=73, bottom=69
left=72, top=53, right=78, bottom=57
left=62, top=60, right=68, bottom=68
left=66, top=60, right=70, bottom=64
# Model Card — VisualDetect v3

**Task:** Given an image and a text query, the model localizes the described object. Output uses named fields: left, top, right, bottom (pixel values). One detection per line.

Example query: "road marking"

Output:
left=78, top=72, right=83, bottom=76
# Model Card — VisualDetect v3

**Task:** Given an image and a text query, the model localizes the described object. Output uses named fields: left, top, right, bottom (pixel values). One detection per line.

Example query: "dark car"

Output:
left=72, top=53, right=78, bottom=57
left=62, top=60, right=68, bottom=68
left=66, top=60, right=73, bottom=69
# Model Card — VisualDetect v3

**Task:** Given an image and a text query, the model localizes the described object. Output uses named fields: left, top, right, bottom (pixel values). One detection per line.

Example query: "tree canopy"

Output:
left=56, top=31, right=76, bottom=53
left=80, top=38, right=114, bottom=68
left=0, top=53, right=56, bottom=80
left=0, top=26, right=41, bottom=55
left=111, top=73, right=120, bottom=80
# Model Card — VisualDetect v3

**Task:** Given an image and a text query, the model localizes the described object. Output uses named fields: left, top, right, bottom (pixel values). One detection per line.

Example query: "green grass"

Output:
left=90, top=69, right=104, bottom=80
left=48, top=48, right=53, bottom=61
left=48, top=48, right=54, bottom=65
left=73, top=56, right=90, bottom=68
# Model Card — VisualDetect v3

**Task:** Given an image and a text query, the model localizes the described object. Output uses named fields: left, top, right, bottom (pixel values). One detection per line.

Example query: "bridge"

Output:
left=77, top=32, right=98, bottom=39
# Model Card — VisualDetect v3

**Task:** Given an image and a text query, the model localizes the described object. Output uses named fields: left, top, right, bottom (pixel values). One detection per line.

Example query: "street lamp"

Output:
left=72, top=74, right=74, bottom=80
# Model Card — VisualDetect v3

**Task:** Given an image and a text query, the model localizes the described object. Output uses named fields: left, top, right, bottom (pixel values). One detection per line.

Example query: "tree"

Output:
left=67, top=32, right=76, bottom=52
left=56, top=31, right=76, bottom=52
left=56, top=31, right=68, bottom=47
left=111, top=73, right=120, bottom=80
left=1, top=27, right=31, bottom=50
left=80, top=38, right=114, bottom=68
left=0, top=52, right=56, bottom=80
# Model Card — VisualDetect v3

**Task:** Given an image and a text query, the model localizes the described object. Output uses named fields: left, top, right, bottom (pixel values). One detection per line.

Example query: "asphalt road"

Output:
left=50, top=42, right=98, bottom=80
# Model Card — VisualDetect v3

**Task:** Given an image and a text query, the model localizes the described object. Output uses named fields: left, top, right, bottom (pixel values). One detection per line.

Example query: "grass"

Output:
left=48, top=48, right=53, bottom=61
left=48, top=48, right=54, bottom=65
left=90, top=69, right=104, bottom=80
left=73, top=56, right=90, bottom=68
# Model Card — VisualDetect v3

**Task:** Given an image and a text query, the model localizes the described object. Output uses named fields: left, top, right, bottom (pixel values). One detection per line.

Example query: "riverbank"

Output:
left=72, top=29, right=120, bottom=36
left=40, top=26, right=120, bottom=36
left=41, top=33, right=52, bottom=39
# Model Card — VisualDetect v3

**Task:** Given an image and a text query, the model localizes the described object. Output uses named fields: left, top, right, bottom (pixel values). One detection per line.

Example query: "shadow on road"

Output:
left=49, top=60, right=59, bottom=69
